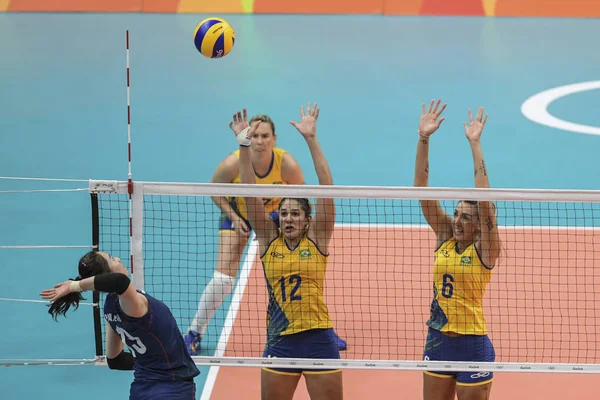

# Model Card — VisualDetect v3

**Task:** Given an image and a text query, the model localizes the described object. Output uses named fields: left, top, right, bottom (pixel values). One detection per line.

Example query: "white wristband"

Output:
left=69, top=280, right=82, bottom=293
left=236, top=127, right=252, bottom=147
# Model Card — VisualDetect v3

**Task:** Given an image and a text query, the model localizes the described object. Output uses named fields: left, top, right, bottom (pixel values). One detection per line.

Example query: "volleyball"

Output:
left=193, top=17, right=235, bottom=59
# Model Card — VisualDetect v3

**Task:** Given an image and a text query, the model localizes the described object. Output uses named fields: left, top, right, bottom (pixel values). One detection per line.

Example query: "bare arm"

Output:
left=210, top=154, right=239, bottom=218
left=76, top=274, right=149, bottom=318
left=288, top=104, right=335, bottom=252
left=305, top=135, right=335, bottom=252
left=464, top=108, right=501, bottom=267
left=210, top=154, right=250, bottom=236
left=105, top=322, right=125, bottom=359
left=41, top=273, right=149, bottom=319
left=415, top=100, right=453, bottom=246
left=238, top=137, right=278, bottom=247
left=228, top=111, right=279, bottom=249
left=281, top=152, right=305, bottom=185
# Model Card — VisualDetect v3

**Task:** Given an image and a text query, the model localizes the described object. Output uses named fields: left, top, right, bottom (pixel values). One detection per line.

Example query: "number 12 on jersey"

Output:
left=279, top=274, right=302, bottom=302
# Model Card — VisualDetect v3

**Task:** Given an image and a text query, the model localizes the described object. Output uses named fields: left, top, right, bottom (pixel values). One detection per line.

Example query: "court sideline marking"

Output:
left=199, top=233, right=258, bottom=400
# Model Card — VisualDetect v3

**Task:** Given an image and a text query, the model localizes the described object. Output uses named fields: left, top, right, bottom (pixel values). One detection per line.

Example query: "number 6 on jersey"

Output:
left=442, top=273, right=454, bottom=298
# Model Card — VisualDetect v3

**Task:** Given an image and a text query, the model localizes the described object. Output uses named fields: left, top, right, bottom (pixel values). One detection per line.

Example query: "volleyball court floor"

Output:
left=1, top=12, right=600, bottom=400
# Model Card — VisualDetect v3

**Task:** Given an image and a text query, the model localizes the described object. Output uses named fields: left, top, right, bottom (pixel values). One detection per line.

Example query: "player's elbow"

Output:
left=107, top=350, right=134, bottom=371
left=94, top=273, right=131, bottom=295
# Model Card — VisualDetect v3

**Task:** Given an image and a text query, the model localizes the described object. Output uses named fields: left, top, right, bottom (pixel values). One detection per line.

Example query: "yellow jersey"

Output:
left=426, top=238, right=493, bottom=335
left=260, top=232, right=333, bottom=339
left=228, top=148, right=288, bottom=219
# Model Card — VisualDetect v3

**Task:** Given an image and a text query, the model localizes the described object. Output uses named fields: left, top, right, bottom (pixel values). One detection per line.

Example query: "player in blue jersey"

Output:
left=40, top=250, right=200, bottom=400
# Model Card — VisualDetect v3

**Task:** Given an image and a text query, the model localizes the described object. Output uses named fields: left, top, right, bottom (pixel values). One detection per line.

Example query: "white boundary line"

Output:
left=334, top=223, right=600, bottom=231
left=199, top=233, right=258, bottom=400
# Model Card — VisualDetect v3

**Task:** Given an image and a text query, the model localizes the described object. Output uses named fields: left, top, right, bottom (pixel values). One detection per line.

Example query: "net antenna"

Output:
left=123, top=30, right=144, bottom=292
left=126, top=30, right=135, bottom=277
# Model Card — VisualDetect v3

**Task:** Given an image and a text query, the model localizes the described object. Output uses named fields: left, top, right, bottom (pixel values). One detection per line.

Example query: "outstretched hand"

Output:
left=418, top=100, right=447, bottom=137
left=228, top=108, right=261, bottom=146
left=40, top=281, right=72, bottom=302
left=464, top=107, right=488, bottom=142
left=290, top=102, right=319, bottom=139
left=229, top=109, right=249, bottom=135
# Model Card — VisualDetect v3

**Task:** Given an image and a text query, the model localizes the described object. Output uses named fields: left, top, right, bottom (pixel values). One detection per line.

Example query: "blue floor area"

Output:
left=1, top=12, right=599, bottom=399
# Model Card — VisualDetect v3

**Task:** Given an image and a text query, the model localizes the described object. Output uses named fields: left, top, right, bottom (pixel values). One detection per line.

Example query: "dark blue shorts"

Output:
left=219, top=211, right=280, bottom=233
left=129, top=379, right=196, bottom=400
left=262, top=328, right=341, bottom=376
left=423, top=327, right=495, bottom=386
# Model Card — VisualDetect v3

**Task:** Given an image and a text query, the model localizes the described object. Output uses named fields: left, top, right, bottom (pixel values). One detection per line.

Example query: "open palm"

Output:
left=464, top=107, right=488, bottom=142
left=419, top=99, right=447, bottom=137
left=290, top=102, right=319, bottom=139
left=228, top=109, right=250, bottom=135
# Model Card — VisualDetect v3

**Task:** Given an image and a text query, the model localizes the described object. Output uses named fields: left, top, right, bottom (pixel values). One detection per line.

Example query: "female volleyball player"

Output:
left=414, top=100, right=501, bottom=400
left=40, top=251, right=200, bottom=400
left=185, top=109, right=346, bottom=355
left=235, top=103, right=343, bottom=400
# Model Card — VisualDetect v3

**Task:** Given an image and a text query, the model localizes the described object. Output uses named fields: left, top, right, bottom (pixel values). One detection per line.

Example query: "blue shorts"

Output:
left=129, top=379, right=196, bottom=400
left=423, top=327, right=495, bottom=386
left=219, top=211, right=280, bottom=233
left=262, top=328, right=341, bottom=376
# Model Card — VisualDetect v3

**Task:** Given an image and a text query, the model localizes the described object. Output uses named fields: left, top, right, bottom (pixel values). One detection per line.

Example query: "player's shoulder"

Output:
left=103, top=293, right=118, bottom=307
left=218, top=151, right=241, bottom=170
left=435, top=237, right=456, bottom=253
left=273, top=147, right=288, bottom=156
left=279, top=149, right=301, bottom=166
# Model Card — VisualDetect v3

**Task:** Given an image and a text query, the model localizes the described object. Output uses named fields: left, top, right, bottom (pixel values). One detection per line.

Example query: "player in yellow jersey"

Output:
left=234, top=103, right=343, bottom=400
left=414, top=100, right=502, bottom=400
left=185, top=110, right=347, bottom=355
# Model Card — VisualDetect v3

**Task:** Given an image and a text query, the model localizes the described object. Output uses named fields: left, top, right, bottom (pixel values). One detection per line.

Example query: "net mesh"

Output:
left=93, top=181, right=600, bottom=370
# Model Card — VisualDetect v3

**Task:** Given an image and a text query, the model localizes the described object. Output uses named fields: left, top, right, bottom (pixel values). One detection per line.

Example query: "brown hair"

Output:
left=250, top=114, right=276, bottom=135
left=279, top=198, right=312, bottom=217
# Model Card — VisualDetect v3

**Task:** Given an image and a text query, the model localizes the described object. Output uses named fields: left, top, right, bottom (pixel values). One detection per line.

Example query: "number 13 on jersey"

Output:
left=115, top=326, right=147, bottom=357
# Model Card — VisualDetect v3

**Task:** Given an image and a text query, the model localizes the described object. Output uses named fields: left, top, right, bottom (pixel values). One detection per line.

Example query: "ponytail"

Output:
left=46, top=251, right=111, bottom=321
left=47, top=276, right=85, bottom=321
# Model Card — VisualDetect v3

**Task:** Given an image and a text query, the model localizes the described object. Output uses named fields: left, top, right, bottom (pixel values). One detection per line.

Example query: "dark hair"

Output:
left=459, top=200, right=498, bottom=218
left=279, top=198, right=312, bottom=217
left=47, top=251, right=111, bottom=321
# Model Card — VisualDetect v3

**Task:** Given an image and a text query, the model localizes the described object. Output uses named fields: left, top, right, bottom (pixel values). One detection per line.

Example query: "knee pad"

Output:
left=213, top=270, right=235, bottom=297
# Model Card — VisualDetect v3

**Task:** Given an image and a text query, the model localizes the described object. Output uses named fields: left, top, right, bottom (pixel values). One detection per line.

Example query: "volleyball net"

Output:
left=86, top=179, right=600, bottom=373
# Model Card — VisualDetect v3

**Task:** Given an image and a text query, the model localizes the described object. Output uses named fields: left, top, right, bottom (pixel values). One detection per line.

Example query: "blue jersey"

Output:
left=103, top=290, right=200, bottom=382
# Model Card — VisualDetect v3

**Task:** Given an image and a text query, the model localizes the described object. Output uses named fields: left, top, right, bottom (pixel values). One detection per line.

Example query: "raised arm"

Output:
left=41, top=272, right=148, bottom=319
left=464, top=107, right=501, bottom=267
left=290, top=103, right=335, bottom=252
left=229, top=109, right=279, bottom=247
left=415, top=100, right=453, bottom=246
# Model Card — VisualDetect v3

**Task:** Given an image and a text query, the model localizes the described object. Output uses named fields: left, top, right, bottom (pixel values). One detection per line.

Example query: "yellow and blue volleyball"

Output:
left=193, top=17, right=235, bottom=59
